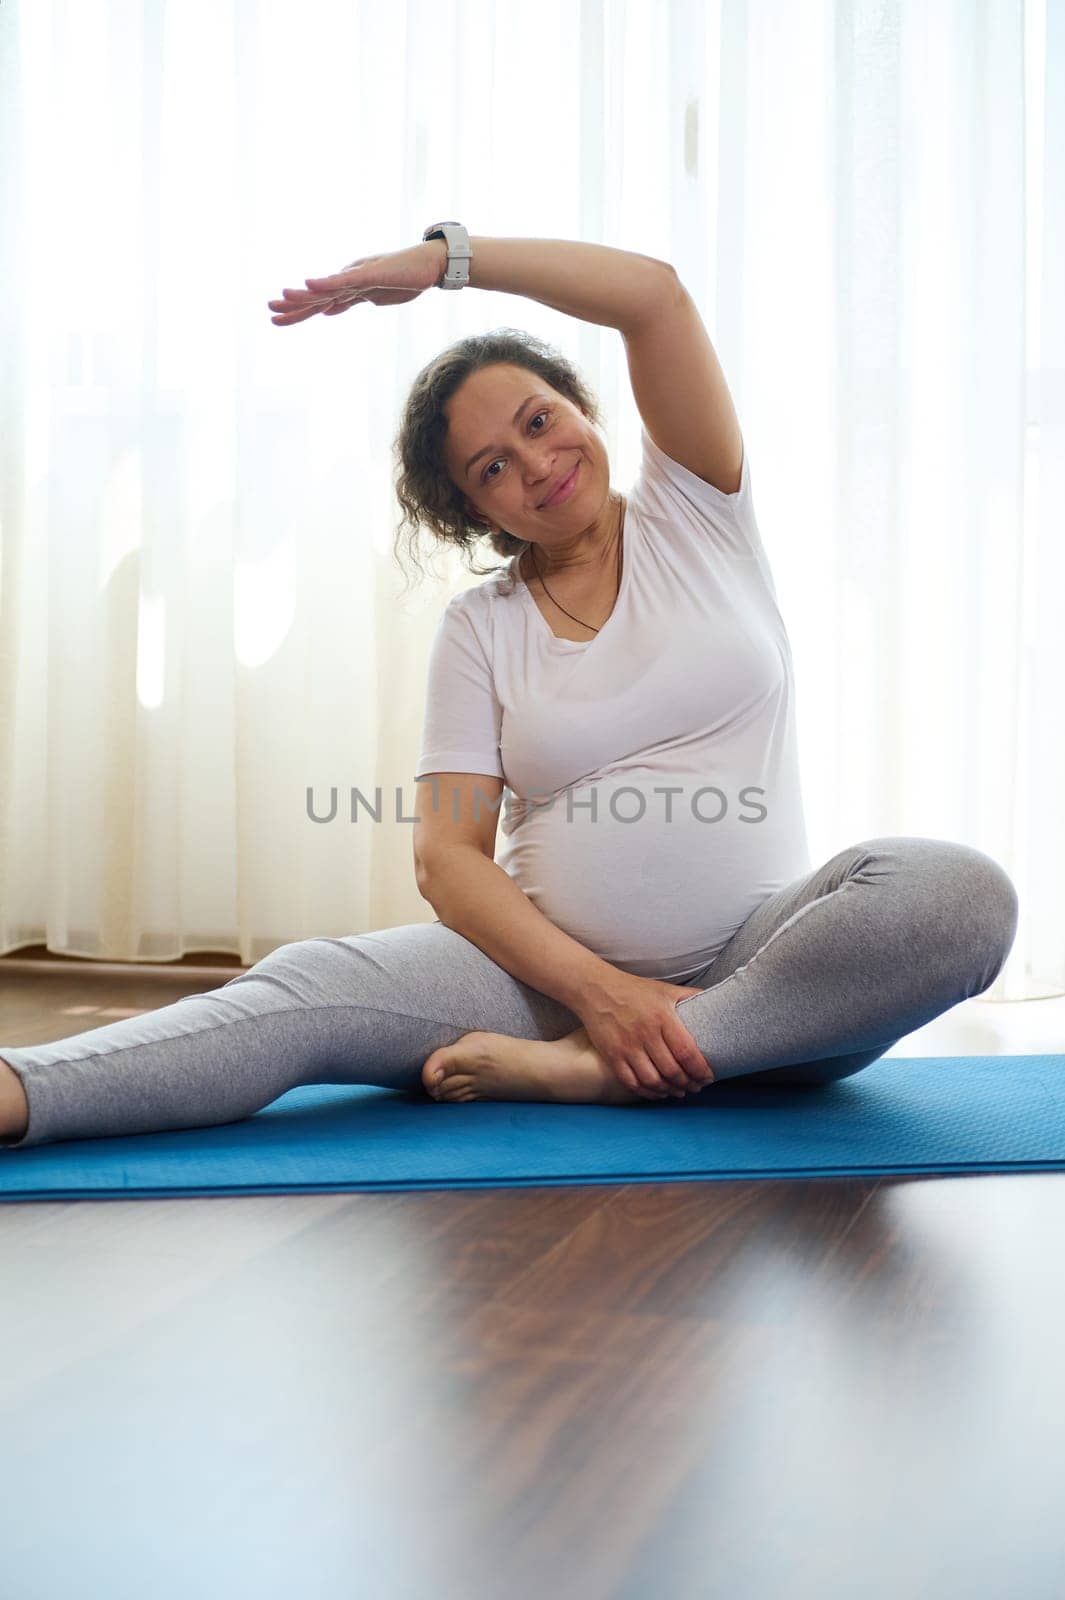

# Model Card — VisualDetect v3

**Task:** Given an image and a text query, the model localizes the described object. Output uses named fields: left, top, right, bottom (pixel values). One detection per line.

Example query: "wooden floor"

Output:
left=1, top=956, right=1063, bottom=1599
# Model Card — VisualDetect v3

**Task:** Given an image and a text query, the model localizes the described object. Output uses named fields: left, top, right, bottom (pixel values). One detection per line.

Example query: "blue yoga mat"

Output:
left=1, top=1053, right=1063, bottom=1202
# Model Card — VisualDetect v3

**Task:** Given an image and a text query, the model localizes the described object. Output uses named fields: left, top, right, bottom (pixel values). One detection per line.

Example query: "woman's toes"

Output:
left=421, top=1048, right=449, bottom=1097
left=422, top=1033, right=496, bottom=1100
left=421, top=1045, right=475, bottom=1101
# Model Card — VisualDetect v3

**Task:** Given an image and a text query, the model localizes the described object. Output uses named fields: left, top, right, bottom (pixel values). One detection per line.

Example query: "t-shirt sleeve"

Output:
left=631, top=427, right=779, bottom=600
left=413, top=595, right=505, bottom=782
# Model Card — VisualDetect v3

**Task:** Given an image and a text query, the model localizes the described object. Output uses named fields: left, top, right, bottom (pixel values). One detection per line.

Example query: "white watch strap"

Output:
left=422, top=220, right=471, bottom=290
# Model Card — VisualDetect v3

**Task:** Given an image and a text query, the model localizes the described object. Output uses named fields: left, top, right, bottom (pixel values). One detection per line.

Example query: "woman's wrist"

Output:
left=424, top=237, right=449, bottom=286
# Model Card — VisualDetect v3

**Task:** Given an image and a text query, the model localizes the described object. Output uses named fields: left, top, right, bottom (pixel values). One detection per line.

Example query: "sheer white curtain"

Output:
left=0, top=0, right=1060, bottom=998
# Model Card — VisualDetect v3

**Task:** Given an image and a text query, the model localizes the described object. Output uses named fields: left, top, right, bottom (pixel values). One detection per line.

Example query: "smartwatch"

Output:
left=421, top=221, right=472, bottom=290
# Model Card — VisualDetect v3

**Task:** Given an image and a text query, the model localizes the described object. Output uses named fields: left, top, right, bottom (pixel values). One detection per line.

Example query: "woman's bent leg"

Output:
left=676, top=836, right=1019, bottom=1088
left=0, top=1056, right=29, bottom=1141
left=0, top=925, right=583, bottom=1150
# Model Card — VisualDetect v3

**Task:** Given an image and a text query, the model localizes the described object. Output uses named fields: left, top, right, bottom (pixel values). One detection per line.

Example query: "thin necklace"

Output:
left=529, top=496, right=626, bottom=634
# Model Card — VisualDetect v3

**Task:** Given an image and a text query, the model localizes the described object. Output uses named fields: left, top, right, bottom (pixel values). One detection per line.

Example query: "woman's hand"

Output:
left=574, top=974, right=714, bottom=1101
left=267, top=241, right=446, bottom=325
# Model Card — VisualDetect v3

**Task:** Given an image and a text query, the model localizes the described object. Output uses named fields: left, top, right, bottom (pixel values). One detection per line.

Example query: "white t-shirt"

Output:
left=414, top=428, right=811, bottom=983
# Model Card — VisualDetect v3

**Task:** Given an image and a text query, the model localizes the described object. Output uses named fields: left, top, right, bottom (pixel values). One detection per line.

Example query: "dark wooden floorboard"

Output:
left=1, top=960, right=1063, bottom=1599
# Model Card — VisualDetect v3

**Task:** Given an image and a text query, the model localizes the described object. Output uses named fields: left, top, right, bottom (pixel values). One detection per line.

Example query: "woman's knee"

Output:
left=905, top=838, right=1019, bottom=991
left=962, top=846, right=1019, bottom=988
left=218, top=935, right=341, bottom=1006
left=935, top=840, right=1017, bottom=936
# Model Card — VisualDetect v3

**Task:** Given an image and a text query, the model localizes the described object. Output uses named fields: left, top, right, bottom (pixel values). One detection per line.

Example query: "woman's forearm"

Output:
left=433, top=235, right=678, bottom=334
left=417, top=845, right=621, bottom=1015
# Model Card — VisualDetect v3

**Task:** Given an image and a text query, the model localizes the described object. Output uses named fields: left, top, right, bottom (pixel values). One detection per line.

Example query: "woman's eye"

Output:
left=482, top=411, right=550, bottom=482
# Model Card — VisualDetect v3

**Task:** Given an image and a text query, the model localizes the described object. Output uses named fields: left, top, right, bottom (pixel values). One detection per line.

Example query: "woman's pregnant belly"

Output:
left=496, top=770, right=811, bottom=983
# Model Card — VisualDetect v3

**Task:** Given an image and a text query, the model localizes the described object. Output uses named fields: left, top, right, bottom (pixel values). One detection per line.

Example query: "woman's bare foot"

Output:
left=422, top=1027, right=657, bottom=1106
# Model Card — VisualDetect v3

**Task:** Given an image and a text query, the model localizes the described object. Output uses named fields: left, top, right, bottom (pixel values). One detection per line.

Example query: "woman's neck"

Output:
left=524, top=494, right=625, bottom=584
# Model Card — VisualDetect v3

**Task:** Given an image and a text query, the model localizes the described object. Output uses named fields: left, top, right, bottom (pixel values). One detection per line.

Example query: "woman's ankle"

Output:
left=0, top=1056, right=29, bottom=1142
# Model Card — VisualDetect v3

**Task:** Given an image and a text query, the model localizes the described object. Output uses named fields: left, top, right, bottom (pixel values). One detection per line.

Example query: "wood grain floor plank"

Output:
left=1, top=959, right=1063, bottom=1597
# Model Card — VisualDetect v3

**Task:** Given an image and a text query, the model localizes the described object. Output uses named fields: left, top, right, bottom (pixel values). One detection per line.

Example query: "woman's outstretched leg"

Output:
left=674, top=835, right=1019, bottom=1087
left=0, top=924, right=586, bottom=1150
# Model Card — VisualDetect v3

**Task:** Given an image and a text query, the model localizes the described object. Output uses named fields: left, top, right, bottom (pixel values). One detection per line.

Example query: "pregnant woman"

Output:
left=0, top=227, right=1018, bottom=1150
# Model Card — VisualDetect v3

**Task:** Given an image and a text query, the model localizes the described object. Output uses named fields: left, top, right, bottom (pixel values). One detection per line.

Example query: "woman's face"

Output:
left=442, top=362, right=617, bottom=570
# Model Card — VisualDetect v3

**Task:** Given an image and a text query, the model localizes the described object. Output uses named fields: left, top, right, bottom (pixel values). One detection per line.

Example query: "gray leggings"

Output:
left=1, top=836, right=1019, bottom=1150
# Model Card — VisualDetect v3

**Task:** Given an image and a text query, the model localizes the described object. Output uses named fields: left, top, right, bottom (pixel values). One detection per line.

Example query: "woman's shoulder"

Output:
left=452, top=557, right=523, bottom=610
left=440, top=564, right=522, bottom=648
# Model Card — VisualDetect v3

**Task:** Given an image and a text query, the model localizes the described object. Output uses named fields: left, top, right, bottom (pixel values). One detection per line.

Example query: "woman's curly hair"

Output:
left=392, top=327, right=604, bottom=598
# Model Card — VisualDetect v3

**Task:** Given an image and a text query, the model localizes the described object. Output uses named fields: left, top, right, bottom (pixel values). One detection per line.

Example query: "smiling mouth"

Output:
left=539, top=463, right=579, bottom=509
